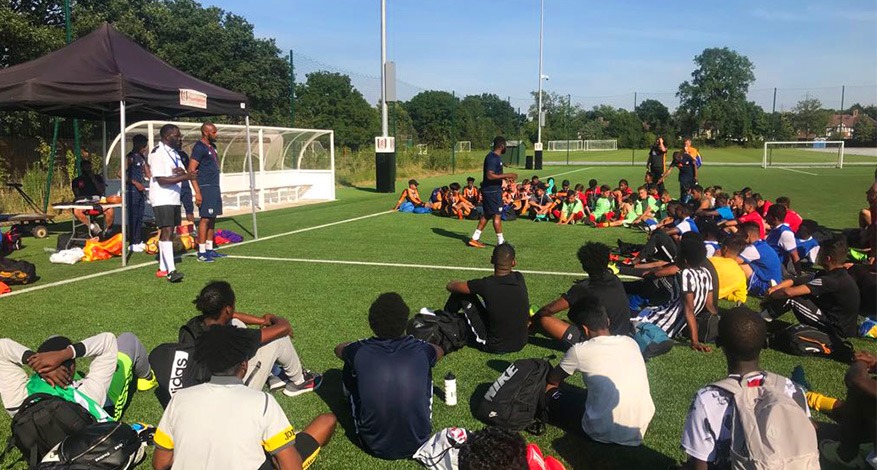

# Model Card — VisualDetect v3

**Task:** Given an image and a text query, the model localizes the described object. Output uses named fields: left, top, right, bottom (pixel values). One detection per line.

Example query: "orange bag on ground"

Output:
left=0, top=281, right=10, bottom=295
left=82, top=233, right=123, bottom=261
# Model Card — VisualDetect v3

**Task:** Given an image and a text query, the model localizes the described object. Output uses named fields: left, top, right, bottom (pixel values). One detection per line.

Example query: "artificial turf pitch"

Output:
left=2, top=164, right=875, bottom=469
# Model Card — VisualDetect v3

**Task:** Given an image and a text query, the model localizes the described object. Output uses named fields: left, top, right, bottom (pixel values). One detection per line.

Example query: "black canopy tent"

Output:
left=0, top=23, right=259, bottom=265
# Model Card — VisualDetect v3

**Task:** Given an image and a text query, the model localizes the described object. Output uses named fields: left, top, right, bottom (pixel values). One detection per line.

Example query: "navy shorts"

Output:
left=481, top=189, right=502, bottom=217
left=153, top=205, right=181, bottom=228
left=180, top=182, right=194, bottom=215
left=198, top=185, right=223, bottom=218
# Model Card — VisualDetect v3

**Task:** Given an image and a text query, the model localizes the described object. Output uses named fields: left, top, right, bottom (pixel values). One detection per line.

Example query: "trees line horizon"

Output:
left=2, top=1, right=876, bottom=159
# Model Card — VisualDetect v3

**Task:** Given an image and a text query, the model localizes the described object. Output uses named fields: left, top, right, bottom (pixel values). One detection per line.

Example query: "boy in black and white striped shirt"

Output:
left=636, top=235, right=717, bottom=352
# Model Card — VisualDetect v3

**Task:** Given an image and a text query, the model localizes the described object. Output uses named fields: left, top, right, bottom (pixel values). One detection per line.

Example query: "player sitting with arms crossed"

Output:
left=153, top=325, right=336, bottom=470
left=393, top=179, right=429, bottom=211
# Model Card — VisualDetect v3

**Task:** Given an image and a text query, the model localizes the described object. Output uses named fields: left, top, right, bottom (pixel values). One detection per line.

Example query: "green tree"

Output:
left=677, top=47, right=755, bottom=140
left=404, top=91, right=458, bottom=148
left=852, top=117, right=877, bottom=147
left=635, top=99, right=672, bottom=138
left=791, top=98, right=830, bottom=138
left=296, top=72, right=378, bottom=150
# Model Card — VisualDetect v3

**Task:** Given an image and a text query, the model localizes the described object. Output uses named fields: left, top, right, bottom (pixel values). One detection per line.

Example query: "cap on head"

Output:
left=409, top=179, right=419, bottom=186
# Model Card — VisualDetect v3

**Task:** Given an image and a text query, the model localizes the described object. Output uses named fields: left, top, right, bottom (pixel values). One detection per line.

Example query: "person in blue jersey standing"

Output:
left=468, top=137, right=517, bottom=248
left=188, top=123, right=227, bottom=262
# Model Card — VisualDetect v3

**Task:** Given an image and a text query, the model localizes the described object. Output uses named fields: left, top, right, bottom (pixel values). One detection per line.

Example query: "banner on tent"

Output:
left=179, top=89, right=207, bottom=109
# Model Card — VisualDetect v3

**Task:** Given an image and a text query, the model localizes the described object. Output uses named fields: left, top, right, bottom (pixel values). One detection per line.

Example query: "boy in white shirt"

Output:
left=545, top=296, right=655, bottom=446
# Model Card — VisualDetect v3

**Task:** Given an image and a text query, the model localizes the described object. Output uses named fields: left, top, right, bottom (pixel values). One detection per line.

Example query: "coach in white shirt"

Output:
left=148, top=124, right=196, bottom=283
left=545, top=295, right=655, bottom=446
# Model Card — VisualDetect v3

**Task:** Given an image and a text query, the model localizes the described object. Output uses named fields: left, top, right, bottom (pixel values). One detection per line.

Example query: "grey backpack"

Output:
left=711, top=372, right=819, bottom=470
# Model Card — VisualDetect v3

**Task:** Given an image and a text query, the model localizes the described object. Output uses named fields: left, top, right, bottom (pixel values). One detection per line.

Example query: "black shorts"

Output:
left=561, top=324, right=587, bottom=347
left=153, top=205, right=181, bottom=228
left=481, top=189, right=503, bottom=217
left=259, top=432, right=320, bottom=470
left=198, top=185, right=223, bottom=218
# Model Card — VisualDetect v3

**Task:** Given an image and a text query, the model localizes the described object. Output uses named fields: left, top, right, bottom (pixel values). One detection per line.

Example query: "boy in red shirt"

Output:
left=720, top=197, right=765, bottom=239
left=775, top=196, right=803, bottom=232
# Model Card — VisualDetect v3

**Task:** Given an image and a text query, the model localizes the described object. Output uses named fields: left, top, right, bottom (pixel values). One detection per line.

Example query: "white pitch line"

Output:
left=4, top=209, right=395, bottom=298
left=2, top=261, right=154, bottom=298
left=546, top=167, right=594, bottom=178
left=772, top=167, right=818, bottom=176
left=224, top=254, right=641, bottom=280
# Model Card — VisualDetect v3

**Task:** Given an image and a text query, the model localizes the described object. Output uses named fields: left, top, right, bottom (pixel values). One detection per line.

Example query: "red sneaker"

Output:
left=155, top=270, right=168, bottom=278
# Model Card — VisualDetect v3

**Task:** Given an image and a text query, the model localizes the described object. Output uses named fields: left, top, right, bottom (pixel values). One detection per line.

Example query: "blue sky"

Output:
left=207, top=0, right=877, bottom=111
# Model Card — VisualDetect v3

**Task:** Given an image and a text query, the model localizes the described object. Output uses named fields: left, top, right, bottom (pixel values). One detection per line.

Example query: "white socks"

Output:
left=159, top=241, right=175, bottom=273
left=497, top=233, right=505, bottom=245
left=472, top=229, right=482, bottom=241
left=198, top=243, right=206, bottom=254
left=206, top=240, right=213, bottom=251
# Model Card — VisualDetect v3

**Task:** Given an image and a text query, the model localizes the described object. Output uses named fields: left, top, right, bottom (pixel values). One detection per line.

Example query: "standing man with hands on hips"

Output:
left=149, top=124, right=196, bottom=283
left=188, top=122, right=226, bottom=263
left=469, top=136, right=517, bottom=248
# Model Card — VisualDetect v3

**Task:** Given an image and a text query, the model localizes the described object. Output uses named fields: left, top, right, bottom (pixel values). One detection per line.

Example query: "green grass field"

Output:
left=1, top=164, right=875, bottom=469
left=539, top=146, right=877, bottom=166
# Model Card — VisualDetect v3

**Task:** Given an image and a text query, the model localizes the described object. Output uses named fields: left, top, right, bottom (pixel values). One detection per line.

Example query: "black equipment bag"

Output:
left=0, top=257, right=38, bottom=285
left=770, top=323, right=834, bottom=357
left=474, top=358, right=551, bottom=432
left=148, top=342, right=211, bottom=408
left=406, top=310, right=470, bottom=355
left=37, top=422, right=144, bottom=470
left=1, top=394, right=95, bottom=469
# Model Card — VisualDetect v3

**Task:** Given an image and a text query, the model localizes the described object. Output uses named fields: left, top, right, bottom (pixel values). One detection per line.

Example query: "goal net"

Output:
left=584, top=139, right=617, bottom=151
left=547, top=140, right=583, bottom=151
left=454, top=141, right=471, bottom=152
left=763, top=141, right=846, bottom=168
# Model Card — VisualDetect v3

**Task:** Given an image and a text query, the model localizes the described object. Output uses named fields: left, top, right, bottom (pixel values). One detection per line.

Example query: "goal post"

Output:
left=763, top=141, right=845, bottom=168
left=547, top=140, right=583, bottom=151
left=454, top=141, right=471, bottom=152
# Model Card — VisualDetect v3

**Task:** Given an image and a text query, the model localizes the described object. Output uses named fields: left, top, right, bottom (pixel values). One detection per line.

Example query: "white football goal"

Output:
left=547, top=140, right=583, bottom=151
left=763, top=141, right=846, bottom=168
left=584, top=139, right=618, bottom=151
left=454, top=141, right=472, bottom=152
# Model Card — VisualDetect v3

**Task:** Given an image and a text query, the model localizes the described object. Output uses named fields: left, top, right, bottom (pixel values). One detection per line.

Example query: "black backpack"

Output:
left=1, top=394, right=95, bottom=468
left=148, top=342, right=211, bottom=408
left=406, top=310, right=469, bottom=355
left=0, top=257, right=38, bottom=285
left=770, top=323, right=834, bottom=357
left=474, top=358, right=551, bottom=433
left=37, top=422, right=145, bottom=470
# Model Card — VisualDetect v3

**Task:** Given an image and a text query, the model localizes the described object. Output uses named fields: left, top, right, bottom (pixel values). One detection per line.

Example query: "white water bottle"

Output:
left=444, top=372, right=457, bottom=406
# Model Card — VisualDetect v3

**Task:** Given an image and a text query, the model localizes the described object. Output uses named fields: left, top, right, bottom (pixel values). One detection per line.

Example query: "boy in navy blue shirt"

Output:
left=188, top=123, right=226, bottom=262
left=335, top=293, right=443, bottom=460
left=469, top=137, right=517, bottom=248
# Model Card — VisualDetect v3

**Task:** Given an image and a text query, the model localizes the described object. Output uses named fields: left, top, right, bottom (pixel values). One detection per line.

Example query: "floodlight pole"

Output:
left=380, top=0, right=388, bottom=137
left=535, top=0, right=545, bottom=170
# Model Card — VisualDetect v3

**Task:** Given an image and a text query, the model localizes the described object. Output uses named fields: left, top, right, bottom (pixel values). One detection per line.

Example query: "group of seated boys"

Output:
left=1, top=176, right=875, bottom=469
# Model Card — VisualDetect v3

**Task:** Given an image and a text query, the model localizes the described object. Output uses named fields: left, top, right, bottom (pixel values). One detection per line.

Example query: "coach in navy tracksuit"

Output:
left=126, top=134, right=150, bottom=251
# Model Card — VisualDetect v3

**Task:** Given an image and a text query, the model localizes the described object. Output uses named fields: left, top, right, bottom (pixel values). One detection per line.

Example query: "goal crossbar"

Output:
left=763, top=141, right=846, bottom=169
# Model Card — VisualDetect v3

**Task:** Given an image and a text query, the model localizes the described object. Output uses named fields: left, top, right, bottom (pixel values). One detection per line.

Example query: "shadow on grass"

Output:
left=552, top=433, right=676, bottom=470
left=431, top=227, right=471, bottom=245
left=527, top=335, right=568, bottom=353
left=223, top=217, right=254, bottom=238
left=485, top=359, right=511, bottom=373
left=350, top=185, right=380, bottom=194
left=314, top=368, right=360, bottom=444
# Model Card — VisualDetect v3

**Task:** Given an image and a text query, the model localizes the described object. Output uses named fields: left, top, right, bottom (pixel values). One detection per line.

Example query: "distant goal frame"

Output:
left=763, top=140, right=846, bottom=169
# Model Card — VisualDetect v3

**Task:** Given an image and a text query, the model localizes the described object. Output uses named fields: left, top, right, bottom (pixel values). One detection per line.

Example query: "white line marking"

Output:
left=547, top=167, right=594, bottom=178
left=3, top=261, right=154, bottom=298
left=4, top=210, right=395, bottom=298
left=224, top=254, right=641, bottom=280
left=772, top=167, right=818, bottom=176
left=231, top=210, right=394, bottom=247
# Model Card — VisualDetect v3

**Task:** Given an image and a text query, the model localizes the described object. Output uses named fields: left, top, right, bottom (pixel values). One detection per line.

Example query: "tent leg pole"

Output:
left=120, top=101, right=127, bottom=267
left=245, top=116, right=258, bottom=239
left=43, top=118, right=60, bottom=213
